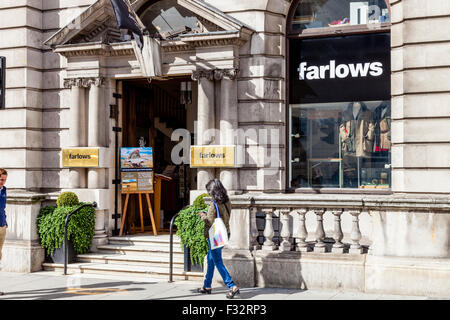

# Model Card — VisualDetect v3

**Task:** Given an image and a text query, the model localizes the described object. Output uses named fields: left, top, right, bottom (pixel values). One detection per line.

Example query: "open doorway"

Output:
left=121, top=77, right=197, bottom=234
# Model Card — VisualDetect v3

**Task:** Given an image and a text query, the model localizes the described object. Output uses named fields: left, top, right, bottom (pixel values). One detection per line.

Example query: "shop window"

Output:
left=290, top=100, right=391, bottom=189
left=140, top=0, right=200, bottom=38
left=291, top=0, right=390, bottom=34
left=288, top=33, right=391, bottom=190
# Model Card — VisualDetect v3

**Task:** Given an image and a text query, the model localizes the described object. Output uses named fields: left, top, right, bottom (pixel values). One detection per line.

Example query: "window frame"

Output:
left=285, top=0, right=392, bottom=194
left=136, top=0, right=200, bottom=37
left=287, top=0, right=392, bottom=39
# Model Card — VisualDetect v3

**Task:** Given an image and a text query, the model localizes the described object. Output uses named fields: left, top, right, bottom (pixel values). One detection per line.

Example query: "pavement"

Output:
left=0, top=271, right=444, bottom=301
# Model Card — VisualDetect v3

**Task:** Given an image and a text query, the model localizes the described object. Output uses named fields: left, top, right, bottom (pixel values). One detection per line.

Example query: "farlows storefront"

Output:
left=289, top=32, right=391, bottom=190
left=1, top=0, right=449, bottom=296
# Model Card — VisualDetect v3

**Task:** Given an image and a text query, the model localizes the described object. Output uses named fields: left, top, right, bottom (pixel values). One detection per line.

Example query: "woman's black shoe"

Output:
left=226, top=287, right=240, bottom=299
left=197, top=287, right=212, bottom=294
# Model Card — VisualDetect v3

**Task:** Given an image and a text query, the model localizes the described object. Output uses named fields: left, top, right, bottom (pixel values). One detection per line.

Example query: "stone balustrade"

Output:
left=223, top=193, right=450, bottom=257
left=250, top=206, right=366, bottom=255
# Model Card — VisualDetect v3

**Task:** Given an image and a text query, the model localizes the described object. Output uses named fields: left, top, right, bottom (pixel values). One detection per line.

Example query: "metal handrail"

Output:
left=64, top=202, right=97, bottom=275
left=168, top=212, right=179, bottom=283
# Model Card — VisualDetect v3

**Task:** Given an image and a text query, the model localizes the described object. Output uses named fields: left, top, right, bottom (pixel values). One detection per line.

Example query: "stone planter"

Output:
left=50, top=240, right=76, bottom=264
left=184, top=245, right=203, bottom=272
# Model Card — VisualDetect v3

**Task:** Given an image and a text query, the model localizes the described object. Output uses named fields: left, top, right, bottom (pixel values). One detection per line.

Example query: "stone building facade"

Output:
left=0, top=0, right=449, bottom=297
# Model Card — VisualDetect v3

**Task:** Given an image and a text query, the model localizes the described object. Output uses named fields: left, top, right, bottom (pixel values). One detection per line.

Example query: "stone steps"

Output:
left=41, top=234, right=203, bottom=282
left=95, top=244, right=184, bottom=256
left=77, top=253, right=185, bottom=268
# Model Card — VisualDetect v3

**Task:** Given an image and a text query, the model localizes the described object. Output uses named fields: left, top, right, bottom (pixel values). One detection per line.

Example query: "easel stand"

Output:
left=120, top=191, right=157, bottom=236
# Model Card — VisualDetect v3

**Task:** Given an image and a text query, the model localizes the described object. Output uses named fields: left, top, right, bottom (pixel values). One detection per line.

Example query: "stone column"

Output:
left=218, top=69, right=240, bottom=193
left=87, top=77, right=107, bottom=250
left=87, top=77, right=106, bottom=190
left=88, top=77, right=105, bottom=148
left=192, top=70, right=215, bottom=190
left=64, top=78, right=87, bottom=188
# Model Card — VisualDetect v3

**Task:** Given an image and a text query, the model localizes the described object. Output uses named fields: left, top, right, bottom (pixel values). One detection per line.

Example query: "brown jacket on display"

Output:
left=339, top=102, right=375, bottom=158
left=200, top=200, right=232, bottom=239
left=374, top=103, right=391, bottom=151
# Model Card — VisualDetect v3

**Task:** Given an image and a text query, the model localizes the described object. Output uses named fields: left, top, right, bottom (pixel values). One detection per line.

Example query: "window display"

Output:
left=291, top=0, right=389, bottom=32
left=288, top=31, right=390, bottom=190
left=290, top=101, right=391, bottom=189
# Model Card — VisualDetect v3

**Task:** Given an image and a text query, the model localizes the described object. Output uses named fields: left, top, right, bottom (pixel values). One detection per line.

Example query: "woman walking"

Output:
left=198, top=179, right=240, bottom=299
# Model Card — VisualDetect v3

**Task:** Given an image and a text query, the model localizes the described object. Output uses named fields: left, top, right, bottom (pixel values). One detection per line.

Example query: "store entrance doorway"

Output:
left=121, top=77, right=197, bottom=235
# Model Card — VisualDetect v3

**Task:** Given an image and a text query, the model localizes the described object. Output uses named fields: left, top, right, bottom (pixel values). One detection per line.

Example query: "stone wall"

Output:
left=205, top=0, right=292, bottom=192
left=0, top=0, right=96, bottom=191
left=390, top=0, right=450, bottom=193
left=0, top=191, right=46, bottom=272
left=0, top=0, right=100, bottom=271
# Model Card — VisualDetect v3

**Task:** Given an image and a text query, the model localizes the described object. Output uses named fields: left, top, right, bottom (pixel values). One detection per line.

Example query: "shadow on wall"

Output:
left=256, top=251, right=308, bottom=290
left=254, top=210, right=307, bottom=289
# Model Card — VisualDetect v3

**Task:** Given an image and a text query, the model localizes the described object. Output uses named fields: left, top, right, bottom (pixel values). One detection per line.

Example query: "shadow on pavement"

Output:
left=0, top=280, right=151, bottom=300
left=153, top=286, right=306, bottom=300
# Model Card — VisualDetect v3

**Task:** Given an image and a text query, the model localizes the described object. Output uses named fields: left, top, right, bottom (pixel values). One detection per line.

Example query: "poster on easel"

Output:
left=121, top=171, right=154, bottom=192
left=120, top=147, right=153, bottom=171
left=120, top=147, right=154, bottom=192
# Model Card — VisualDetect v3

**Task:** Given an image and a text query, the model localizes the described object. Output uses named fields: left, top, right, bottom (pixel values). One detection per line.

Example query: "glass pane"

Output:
left=290, top=100, right=391, bottom=189
left=140, top=0, right=200, bottom=37
left=291, top=0, right=390, bottom=32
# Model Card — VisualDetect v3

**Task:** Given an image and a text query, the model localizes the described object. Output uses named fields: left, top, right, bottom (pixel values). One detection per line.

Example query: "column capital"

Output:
left=64, top=77, right=105, bottom=89
left=88, top=77, right=106, bottom=87
left=191, top=68, right=239, bottom=81
left=214, top=68, right=239, bottom=80
left=223, top=68, right=239, bottom=80
left=191, top=69, right=214, bottom=81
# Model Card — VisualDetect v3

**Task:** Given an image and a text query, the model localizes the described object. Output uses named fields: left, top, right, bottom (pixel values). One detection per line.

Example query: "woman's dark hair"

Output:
left=205, top=179, right=229, bottom=204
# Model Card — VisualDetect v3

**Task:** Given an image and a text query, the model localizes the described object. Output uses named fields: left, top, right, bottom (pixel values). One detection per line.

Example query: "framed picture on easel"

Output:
left=120, top=147, right=153, bottom=172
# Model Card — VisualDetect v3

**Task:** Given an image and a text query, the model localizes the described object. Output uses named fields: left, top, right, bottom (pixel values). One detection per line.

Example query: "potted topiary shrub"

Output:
left=174, top=193, right=210, bottom=272
left=37, top=192, right=96, bottom=263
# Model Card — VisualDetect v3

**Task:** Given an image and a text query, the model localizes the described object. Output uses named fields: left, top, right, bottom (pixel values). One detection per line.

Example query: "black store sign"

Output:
left=289, top=33, right=391, bottom=104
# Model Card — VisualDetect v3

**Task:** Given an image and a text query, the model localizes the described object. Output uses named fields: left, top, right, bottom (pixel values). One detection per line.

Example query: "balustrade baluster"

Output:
left=279, top=209, right=292, bottom=251
left=349, top=210, right=363, bottom=254
left=313, top=209, right=327, bottom=253
left=262, top=208, right=277, bottom=251
left=331, top=209, right=345, bottom=253
left=295, top=209, right=310, bottom=252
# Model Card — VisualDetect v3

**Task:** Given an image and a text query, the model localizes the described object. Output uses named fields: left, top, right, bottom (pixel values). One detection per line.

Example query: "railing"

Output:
left=250, top=206, right=368, bottom=254
left=168, top=212, right=179, bottom=283
left=64, top=202, right=98, bottom=275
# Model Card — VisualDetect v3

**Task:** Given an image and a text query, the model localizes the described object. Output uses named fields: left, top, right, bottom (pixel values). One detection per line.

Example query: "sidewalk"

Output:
left=0, top=271, right=443, bottom=300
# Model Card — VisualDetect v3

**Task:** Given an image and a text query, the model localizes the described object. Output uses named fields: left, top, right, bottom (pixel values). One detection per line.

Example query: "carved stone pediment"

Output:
left=69, top=17, right=121, bottom=45
left=45, top=0, right=254, bottom=52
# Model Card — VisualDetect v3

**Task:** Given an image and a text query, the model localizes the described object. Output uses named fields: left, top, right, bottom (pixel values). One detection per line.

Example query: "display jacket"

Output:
left=200, top=200, right=232, bottom=239
left=373, top=103, right=391, bottom=151
left=339, top=102, right=375, bottom=157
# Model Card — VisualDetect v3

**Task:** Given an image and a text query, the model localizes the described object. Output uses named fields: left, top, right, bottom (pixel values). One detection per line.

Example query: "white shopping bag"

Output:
left=208, top=201, right=229, bottom=250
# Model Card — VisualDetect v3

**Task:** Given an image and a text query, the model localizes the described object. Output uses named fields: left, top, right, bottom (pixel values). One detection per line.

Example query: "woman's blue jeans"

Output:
left=203, top=239, right=236, bottom=289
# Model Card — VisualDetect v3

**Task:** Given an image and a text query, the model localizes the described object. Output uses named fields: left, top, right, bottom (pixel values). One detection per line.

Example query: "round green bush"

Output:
left=56, top=192, right=79, bottom=207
